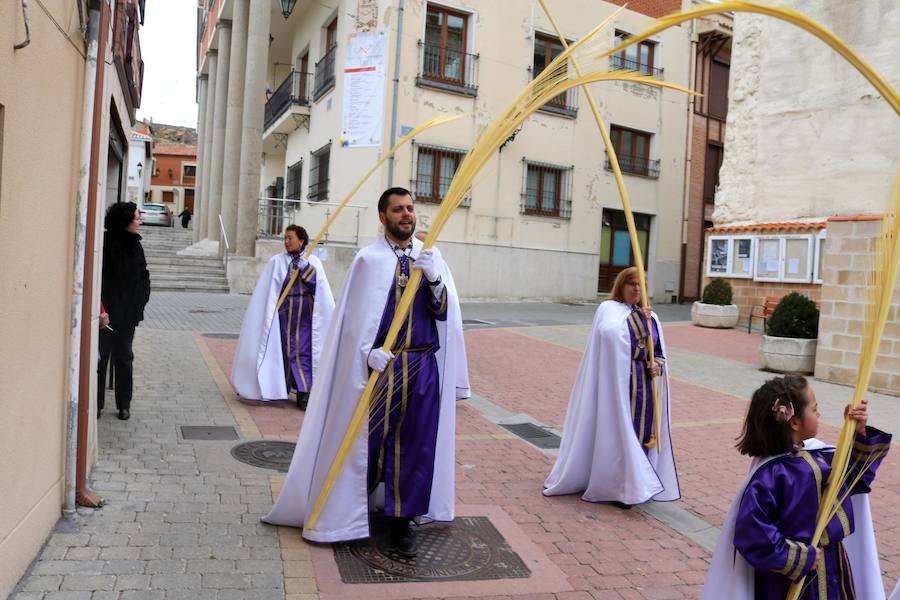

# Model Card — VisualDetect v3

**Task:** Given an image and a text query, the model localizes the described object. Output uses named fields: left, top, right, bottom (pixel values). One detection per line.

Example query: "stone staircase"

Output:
left=140, top=226, right=230, bottom=293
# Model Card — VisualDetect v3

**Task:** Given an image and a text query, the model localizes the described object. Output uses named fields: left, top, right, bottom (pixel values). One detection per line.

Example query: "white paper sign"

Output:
left=787, top=258, right=800, bottom=274
left=341, top=31, right=388, bottom=148
left=766, top=259, right=779, bottom=274
left=741, top=258, right=751, bottom=274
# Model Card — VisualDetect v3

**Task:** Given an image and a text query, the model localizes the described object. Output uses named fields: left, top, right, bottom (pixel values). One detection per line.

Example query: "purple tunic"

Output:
left=367, top=253, right=448, bottom=519
left=278, top=255, right=316, bottom=394
left=734, top=427, right=891, bottom=600
left=626, top=306, right=665, bottom=447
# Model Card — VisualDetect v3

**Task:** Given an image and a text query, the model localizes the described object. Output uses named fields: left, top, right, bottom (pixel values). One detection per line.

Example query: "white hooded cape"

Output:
left=543, top=300, right=679, bottom=504
left=700, top=439, right=885, bottom=600
left=262, top=237, right=469, bottom=542
left=230, top=253, right=335, bottom=401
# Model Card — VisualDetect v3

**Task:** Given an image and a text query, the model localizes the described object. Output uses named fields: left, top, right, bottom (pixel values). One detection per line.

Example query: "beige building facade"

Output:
left=0, top=0, right=144, bottom=595
left=194, top=0, right=694, bottom=301
left=705, top=0, right=900, bottom=393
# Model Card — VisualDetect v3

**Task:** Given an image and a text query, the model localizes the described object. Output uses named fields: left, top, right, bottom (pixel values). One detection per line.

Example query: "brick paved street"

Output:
left=11, top=294, right=900, bottom=599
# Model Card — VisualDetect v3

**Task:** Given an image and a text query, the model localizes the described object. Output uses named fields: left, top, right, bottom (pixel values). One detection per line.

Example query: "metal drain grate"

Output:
left=230, top=440, right=295, bottom=472
left=333, top=515, right=530, bottom=583
left=500, top=422, right=561, bottom=449
left=181, top=425, right=239, bottom=440
left=202, top=333, right=239, bottom=339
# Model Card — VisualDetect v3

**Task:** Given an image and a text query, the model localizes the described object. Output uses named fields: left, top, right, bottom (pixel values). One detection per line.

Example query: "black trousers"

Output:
left=97, top=324, right=136, bottom=411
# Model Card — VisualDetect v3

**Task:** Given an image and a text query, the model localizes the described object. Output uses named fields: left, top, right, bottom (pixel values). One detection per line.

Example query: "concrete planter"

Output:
left=691, top=301, right=740, bottom=329
left=759, top=335, right=817, bottom=374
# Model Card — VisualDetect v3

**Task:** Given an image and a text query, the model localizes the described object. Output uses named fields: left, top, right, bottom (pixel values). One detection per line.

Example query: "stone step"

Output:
left=150, top=271, right=227, bottom=283
left=146, top=259, right=224, bottom=270
left=151, top=282, right=230, bottom=293
left=147, top=264, right=226, bottom=275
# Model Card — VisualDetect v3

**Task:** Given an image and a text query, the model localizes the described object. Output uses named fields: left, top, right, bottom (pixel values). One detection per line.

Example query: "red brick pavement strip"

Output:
left=205, top=329, right=900, bottom=597
left=661, top=324, right=761, bottom=365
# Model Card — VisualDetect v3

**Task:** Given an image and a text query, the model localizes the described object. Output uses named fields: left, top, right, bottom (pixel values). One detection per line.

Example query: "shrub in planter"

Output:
left=701, top=278, right=733, bottom=305
left=692, top=278, right=739, bottom=328
left=766, top=293, right=819, bottom=339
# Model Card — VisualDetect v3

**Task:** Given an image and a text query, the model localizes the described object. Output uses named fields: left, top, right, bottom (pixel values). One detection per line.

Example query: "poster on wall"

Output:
left=341, top=31, right=388, bottom=148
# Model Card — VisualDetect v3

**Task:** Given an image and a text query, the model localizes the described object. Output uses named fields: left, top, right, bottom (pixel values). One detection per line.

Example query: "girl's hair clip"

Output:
left=772, top=399, right=795, bottom=423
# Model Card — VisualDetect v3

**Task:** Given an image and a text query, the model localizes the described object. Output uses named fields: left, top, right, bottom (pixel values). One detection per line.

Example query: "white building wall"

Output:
left=714, top=0, right=900, bottom=226
left=263, top=0, right=692, bottom=301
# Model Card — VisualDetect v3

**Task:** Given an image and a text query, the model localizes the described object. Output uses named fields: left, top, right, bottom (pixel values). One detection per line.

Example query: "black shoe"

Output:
left=610, top=501, right=633, bottom=510
left=388, top=519, right=418, bottom=558
left=296, top=393, right=308, bottom=411
left=97, top=409, right=102, bottom=418
left=117, top=409, right=130, bottom=421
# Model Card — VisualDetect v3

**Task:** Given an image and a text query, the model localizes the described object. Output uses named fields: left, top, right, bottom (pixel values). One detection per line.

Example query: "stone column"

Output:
left=235, top=0, right=271, bottom=256
left=206, top=21, right=232, bottom=242
left=220, top=0, right=249, bottom=250
left=192, top=74, right=208, bottom=243
left=199, top=52, right=218, bottom=240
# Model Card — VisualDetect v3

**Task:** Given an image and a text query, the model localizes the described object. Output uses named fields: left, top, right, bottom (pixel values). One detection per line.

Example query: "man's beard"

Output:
left=385, top=217, right=415, bottom=241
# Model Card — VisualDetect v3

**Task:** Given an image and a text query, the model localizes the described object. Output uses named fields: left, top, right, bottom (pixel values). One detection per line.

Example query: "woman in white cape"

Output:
left=544, top=266, right=679, bottom=507
left=230, top=226, right=335, bottom=408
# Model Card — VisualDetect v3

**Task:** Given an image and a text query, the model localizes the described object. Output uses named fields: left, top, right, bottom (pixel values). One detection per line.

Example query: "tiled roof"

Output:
left=707, top=221, right=827, bottom=234
left=153, top=144, right=197, bottom=157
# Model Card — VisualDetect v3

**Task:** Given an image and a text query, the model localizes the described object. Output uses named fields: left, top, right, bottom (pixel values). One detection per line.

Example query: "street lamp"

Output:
left=137, top=162, right=143, bottom=178
left=279, top=0, right=297, bottom=19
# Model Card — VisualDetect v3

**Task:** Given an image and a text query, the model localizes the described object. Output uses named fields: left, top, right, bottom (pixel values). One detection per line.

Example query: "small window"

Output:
left=308, top=143, right=330, bottom=202
left=182, top=164, right=196, bottom=179
left=533, top=32, right=571, bottom=110
left=612, top=30, right=658, bottom=76
left=610, top=125, right=656, bottom=177
left=708, top=59, right=729, bottom=119
left=325, top=16, right=338, bottom=51
left=415, top=145, right=464, bottom=203
left=423, top=4, right=469, bottom=85
left=522, top=160, right=572, bottom=218
left=286, top=159, right=303, bottom=200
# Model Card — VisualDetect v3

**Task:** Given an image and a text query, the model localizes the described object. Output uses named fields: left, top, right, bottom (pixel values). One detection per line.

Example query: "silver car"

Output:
left=140, top=203, right=173, bottom=227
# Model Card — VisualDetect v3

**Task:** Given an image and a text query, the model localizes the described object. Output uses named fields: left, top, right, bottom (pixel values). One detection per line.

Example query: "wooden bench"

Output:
left=748, top=296, right=820, bottom=333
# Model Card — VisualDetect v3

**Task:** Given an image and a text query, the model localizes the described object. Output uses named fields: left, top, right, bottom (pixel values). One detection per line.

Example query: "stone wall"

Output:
left=815, top=217, right=900, bottom=396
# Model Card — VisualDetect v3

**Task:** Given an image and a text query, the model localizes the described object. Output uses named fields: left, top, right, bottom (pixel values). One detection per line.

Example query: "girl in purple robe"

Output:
left=733, top=375, right=890, bottom=600
left=277, top=225, right=316, bottom=410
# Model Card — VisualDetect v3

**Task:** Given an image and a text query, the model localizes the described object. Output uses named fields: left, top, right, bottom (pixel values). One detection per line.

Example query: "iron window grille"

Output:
left=411, top=143, right=471, bottom=207
left=520, top=159, right=573, bottom=219
left=313, top=44, right=337, bottom=101
left=532, top=32, right=577, bottom=117
left=285, top=159, right=303, bottom=200
left=606, top=125, right=659, bottom=178
left=610, top=31, right=664, bottom=79
left=308, top=143, right=330, bottom=202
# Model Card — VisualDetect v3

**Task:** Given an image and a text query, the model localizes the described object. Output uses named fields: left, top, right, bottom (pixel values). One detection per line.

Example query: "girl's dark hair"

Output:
left=736, top=375, right=810, bottom=457
left=285, top=224, right=308, bottom=251
left=105, top=201, right=138, bottom=233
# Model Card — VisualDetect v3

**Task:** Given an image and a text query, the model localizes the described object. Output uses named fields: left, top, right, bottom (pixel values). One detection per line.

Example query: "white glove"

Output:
left=414, top=249, right=440, bottom=283
left=367, top=348, right=394, bottom=373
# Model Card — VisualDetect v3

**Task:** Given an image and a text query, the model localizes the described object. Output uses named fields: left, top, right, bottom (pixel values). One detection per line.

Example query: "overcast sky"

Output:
left=135, top=0, right=198, bottom=128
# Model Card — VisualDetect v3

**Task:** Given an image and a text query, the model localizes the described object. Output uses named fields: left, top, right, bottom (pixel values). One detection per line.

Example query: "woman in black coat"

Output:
left=97, top=201, right=151, bottom=420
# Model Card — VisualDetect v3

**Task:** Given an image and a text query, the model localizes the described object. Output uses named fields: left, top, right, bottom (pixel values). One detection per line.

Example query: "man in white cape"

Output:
left=231, top=226, right=335, bottom=408
left=543, top=290, right=679, bottom=506
left=263, top=188, right=469, bottom=556
left=700, top=439, right=886, bottom=600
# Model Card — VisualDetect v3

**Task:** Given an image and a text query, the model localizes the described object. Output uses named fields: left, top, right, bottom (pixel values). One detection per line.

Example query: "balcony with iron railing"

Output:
left=313, top=45, right=337, bottom=101
left=257, top=197, right=366, bottom=246
left=609, top=55, right=664, bottom=79
left=604, top=154, right=661, bottom=178
left=264, top=70, right=312, bottom=131
left=416, top=41, right=479, bottom=97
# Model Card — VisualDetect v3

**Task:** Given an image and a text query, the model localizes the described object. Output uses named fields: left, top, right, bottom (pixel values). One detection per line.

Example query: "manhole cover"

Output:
left=333, top=515, right=530, bottom=583
left=181, top=425, right=239, bottom=440
left=230, top=441, right=295, bottom=472
left=203, top=333, right=239, bottom=339
left=500, top=422, right=561, bottom=449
